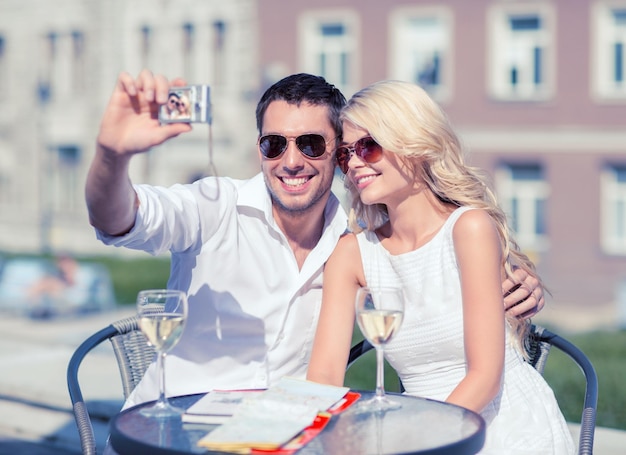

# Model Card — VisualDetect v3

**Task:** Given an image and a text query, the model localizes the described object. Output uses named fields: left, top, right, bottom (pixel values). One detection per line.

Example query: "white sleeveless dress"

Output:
left=356, top=207, right=575, bottom=454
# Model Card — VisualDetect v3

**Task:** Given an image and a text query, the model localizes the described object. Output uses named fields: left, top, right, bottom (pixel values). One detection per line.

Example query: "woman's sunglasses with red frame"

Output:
left=335, top=136, right=384, bottom=174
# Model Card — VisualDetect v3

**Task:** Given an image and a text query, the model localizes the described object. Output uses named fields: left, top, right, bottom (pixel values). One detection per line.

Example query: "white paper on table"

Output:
left=261, top=377, right=349, bottom=411
left=182, top=389, right=265, bottom=424
left=200, top=399, right=319, bottom=446
left=198, top=377, right=350, bottom=448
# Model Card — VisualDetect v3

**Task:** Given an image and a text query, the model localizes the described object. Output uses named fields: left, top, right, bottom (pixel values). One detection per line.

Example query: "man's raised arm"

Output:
left=85, top=70, right=191, bottom=235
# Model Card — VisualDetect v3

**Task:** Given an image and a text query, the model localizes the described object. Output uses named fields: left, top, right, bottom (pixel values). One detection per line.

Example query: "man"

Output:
left=86, top=70, right=543, bottom=408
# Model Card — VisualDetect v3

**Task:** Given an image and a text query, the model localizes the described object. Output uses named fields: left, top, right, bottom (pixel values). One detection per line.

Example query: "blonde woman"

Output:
left=307, top=80, right=574, bottom=453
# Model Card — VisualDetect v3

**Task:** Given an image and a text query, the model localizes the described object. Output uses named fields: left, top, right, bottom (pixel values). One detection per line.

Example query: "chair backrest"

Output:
left=67, top=315, right=155, bottom=455
left=525, top=324, right=552, bottom=374
left=347, top=338, right=374, bottom=370
left=346, top=339, right=406, bottom=393
left=527, top=324, right=598, bottom=455
left=348, top=325, right=598, bottom=455
left=109, top=317, right=156, bottom=399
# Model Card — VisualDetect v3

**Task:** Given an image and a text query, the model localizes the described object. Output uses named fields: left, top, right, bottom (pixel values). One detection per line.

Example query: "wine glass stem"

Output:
left=157, top=351, right=168, bottom=406
left=375, top=346, right=385, bottom=399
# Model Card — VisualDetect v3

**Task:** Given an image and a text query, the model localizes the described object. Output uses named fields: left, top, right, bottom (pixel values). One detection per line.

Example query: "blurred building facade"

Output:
left=255, top=0, right=626, bottom=309
left=1, top=0, right=625, bottom=308
left=0, top=0, right=260, bottom=256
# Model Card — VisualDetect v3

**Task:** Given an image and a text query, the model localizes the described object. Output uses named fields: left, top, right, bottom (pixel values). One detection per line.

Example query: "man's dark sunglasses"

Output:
left=258, top=134, right=335, bottom=159
left=335, top=136, right=384, bottom=174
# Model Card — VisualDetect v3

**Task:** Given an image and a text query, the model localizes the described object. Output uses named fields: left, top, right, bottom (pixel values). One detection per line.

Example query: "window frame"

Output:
left=298, top=9, right=360, bottom=97
left=50, top=144, right=82, bottom=214
left=181, top=22, right=196, bottom=81
left=591, top=1, right=626, bottom=101
left=71, top=30, right=86, bottom=94
left=495, top=162, right=550, bottom=252
left=388, top=5, right=454, bottom=102
left=0, top=34, right=7, bottom=100
left=138, top=24, right=153, bottom=73
left=487, top=2, right=556, bottom=101
left=601, top=164, right=626, bottom=254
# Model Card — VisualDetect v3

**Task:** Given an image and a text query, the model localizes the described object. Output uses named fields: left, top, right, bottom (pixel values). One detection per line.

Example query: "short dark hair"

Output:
left=255, top=73, right=346, bottom=141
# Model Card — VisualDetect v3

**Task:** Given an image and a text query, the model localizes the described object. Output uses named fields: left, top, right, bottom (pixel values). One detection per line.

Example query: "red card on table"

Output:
left=251, top=391, right=361, bottom=455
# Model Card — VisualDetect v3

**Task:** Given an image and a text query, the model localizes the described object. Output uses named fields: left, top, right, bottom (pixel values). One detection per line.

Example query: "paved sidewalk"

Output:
left=0, top=308, right=132, bottom=454
left=0, top=304, right=624, bottom=454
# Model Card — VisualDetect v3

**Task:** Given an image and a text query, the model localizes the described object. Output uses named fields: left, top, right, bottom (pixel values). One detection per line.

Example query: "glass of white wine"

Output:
left=137, top=289, right=188, bottom=418
left=355, top=286, right=405, bottom=411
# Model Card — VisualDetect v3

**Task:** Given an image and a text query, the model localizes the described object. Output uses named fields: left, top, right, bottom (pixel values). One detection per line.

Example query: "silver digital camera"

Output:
left=159, top=85, right=212, bottom=124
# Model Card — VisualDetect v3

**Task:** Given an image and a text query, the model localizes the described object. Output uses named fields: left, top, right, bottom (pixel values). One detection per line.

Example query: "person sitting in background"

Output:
left=27, top=254, right=78, bottom=318
left=307, top=80, right=574, bottom=453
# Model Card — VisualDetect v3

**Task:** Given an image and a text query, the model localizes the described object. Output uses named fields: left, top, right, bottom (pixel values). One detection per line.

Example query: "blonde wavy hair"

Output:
left=341, top=80, right=539, bottom=351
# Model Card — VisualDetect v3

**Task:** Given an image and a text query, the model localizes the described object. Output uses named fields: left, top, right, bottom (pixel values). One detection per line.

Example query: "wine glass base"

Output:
left=353, top=395, right=402, bottom=413
left=139, top=401, right=186, bottom=419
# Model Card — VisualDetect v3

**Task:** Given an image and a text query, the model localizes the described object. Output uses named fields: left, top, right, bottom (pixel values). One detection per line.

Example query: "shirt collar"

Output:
left=237, top=172, right=348, bottom=236
left=237, top=172, right=272, bottom=214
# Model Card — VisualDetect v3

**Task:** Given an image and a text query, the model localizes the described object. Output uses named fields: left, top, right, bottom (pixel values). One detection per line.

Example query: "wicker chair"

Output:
left=69, top=317, right=376, bottom=455
left=67, top=315, right=155, bottom=455
left=347, top=324, right=598, bottom=455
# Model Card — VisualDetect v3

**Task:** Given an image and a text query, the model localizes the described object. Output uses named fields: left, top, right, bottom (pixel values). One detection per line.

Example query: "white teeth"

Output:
left=282, top=177, right=308, bottom=187
left=357, top=175, right=376, bottom=185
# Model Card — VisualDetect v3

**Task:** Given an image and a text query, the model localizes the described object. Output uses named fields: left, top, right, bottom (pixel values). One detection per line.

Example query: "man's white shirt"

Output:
left=96, top=173, right=348, bottom=408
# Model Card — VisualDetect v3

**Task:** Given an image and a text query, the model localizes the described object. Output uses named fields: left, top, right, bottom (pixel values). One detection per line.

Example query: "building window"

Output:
left=139, top=25, right=152, bottom=71
left=496, top=163, right=549, bottom=251
left=182, top=22, right=195, bottom=81
left=0, top=172, right=10, bottom=206
left=38, top=32, right=57, bottom=102
left=0, top=141, right=15, bottom=207
left=52, top=145, right=81, bottom=213
left=0, top=35, right=6, bottom=100
left=38, top=30, right=85, bottom=101
left=389, top=7, right=452, bottom=101
left=212, top=20, right=227, bottom=86
left=71, top=30, right=85, bottom=94
left=601, top=165, right=626, bottom=254
left=592, top=3, right=626, bottom=100
left=299, top=11, right=358, bottom=96
left=488, top=4, right=555, bottom=101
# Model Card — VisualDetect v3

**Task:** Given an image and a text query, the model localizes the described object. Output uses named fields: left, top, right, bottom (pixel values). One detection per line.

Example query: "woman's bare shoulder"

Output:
left=334, top=231, right=360, bottom=256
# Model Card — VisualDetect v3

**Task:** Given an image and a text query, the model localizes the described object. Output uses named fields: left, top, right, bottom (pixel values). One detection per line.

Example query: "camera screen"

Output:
left=159, top=85, right=211, bottom=124
left=163, top=88, right=193, bottom=121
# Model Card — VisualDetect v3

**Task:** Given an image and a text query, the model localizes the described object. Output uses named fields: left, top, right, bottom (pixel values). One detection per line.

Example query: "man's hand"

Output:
left=502, top=268, right=545, bottom=319
left=86, top=70, right=192, bottom=236
left=97, top=69, right=192, bottom=157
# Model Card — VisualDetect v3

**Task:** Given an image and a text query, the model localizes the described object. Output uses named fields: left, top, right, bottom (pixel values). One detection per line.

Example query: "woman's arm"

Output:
left=307, top=234, right=364, bottom=386
left=446, top=209, right=505, bottom=413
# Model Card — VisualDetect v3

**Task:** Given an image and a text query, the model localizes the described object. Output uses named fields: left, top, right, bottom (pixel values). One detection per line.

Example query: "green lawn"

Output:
left=89, top=255, right=171, bottom=305
left=22, top=254, right=625, bottom=430
left=542, top=329, right=626, bottom=430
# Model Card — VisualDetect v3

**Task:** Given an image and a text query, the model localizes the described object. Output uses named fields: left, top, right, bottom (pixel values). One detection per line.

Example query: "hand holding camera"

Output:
left=97, top=71, right=211, bottom=160
left=89, top=70, right=214, bottom=238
